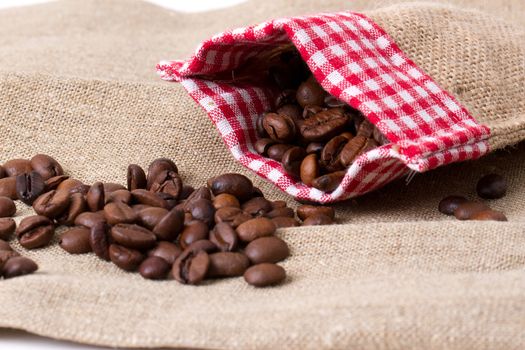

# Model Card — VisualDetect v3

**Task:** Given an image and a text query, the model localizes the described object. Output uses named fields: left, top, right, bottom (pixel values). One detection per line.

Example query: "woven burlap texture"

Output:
left=0, top=1, right=524, bottom=349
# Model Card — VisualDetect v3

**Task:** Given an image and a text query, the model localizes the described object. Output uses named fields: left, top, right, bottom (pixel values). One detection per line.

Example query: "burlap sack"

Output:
left=0, top=1, right=524, bottom=349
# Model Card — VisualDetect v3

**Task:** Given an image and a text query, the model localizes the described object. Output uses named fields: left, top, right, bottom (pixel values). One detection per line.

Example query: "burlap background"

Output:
left=0, top=1, right=524, bottom=349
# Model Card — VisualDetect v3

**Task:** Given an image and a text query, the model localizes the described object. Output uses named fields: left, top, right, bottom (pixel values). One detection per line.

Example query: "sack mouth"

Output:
left=157, top=11, right=490, bottom=203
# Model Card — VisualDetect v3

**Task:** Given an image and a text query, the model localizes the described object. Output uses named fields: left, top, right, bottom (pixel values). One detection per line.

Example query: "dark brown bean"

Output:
left=311, top=171, right=346, bottom=192
left=146, top=158, right=178, bottom=190
left=282, top=146, right=306, bottom=178
left=0, top=250, right=19, bottom=271
left=90, top=221, right=110, bottom=260
left=297, top=205, right=335, bottom=221
left=187, top=198, right=215, bottom=226
left=324, top=94, right=346, bottom=108
left=2, top=256, right=38, bottom=279
left=244, top=263, right=286, bottom=287
left=138, top=256, right=170, bottom=280
left=57, top=178, right=88, bottom=195
left=265, top=207, right=295, bottom=219
left=74, top=211, right=106, bottom=228
left=0, top=177, right=17, bottom=199
left=266, top=144, right=294, bottom=162
left=373, top=127, right=390, bottom=145
left=127, top=164, right=147, bottom=191
left=320, top=135, right=350, bottom=172
left=59, top=226, right=92, bottom=254
left=272, top=217, right=300, bottom=228
left=300, top=153, right=319, bottom=186
left=438, top=196, right=469, bottom=216
left=0, top=165, right=5, bottom=179
left=210, top=222, right=238, bottom=252
left=208, top=252, right=250, bottom=278
left=214, top=207, right=251, bottom=228
left=262, top=113, right=296, bottom=143
left=241, top=197, right=273, bottom=217
left=305, top=142, right=324, bottom=155
left=172, top=250, right=210, bottom=285
left=106, top=189, right=132, bottom=204
left=299, top=108, right=348, bottom=142
left=179, top=185, right=195, bottom=200
left=302, top=213, right=334, bottom=226
left=0, top=238, right=12, bottom=251
left=131, top=189, right=168, bottom=208
left=255, top=114, right=267, bottom=137
left=149, top=170, right=183, bottom=199
left=110, top=224, right=157, bottom=250
left=476, top=174, right=507, bottom=199
left=148, top=241, right=182, bottom=265
left=30, top=154, right=63, bottom=180
left=213, top=193, right=240, bottom=210
left=32, top=189, right=70, bottom=218
left=109, top=244, right=145, bottom=271
left=454, top=201, right=491, bottom=220
left=339, top=135, right=367, bottom=167
left=180, top=221, right=209, bottom=250
left=44, top=175, right=69, bottom=191
left=236, top=217, right=276, bottom=242
left=0, top=218, right=16, bottom=240
left=153, top=208, right=184, bottom=241
left=103, top=202, right=138, bottom=225
left=296, top=76, right=326, bottom=107
left=470, top=210, right=508, bottom=221
left=356, top=119, right=374, bottom=138
left=0, top=196, right=16, bottom=217
left=86, top=182, right=105, bottom=212
left=137, top=207, right=168, bottom=229
left=276, top=104, right=302, bottom=121
left=245, top=236, right=290, bottom=264
left=254, top=138, right=276, bottom=155
left=3, top=159, right=32, bottom=177
left=303, top=105, right=324, bottom=119
left=16, top=171, right=45, bottom=205
left=16, top=215, right=55, bottom=249
left=103, top=183, right=126, bottom=193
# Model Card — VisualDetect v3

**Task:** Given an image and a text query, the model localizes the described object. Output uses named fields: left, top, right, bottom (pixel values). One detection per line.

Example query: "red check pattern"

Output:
left=157, top=12, right=491, bottom=203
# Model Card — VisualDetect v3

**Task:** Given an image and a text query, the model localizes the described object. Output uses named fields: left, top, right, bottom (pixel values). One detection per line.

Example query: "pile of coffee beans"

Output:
left=252, top=48, right=388, bottom=192
left=439, top=173, right=508, bottom=221
left=0, top=155, right=337, bottom=287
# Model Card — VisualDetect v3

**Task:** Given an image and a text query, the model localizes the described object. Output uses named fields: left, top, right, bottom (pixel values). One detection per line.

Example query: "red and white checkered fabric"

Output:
left=157, top=12, right=491, bottom=203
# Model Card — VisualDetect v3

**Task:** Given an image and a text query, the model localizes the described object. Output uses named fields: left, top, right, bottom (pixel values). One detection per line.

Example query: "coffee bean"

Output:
left=148, top=241, right=182, bottom=265
left=244, top=263, right=286, bottom=287
left=214, top=207, right=251, bottom=228
left=86, top=182, right=105, bottom=212
left=265, top=207, right=295, bottom=219
left=305, top=142, right=324, bottom=155
left=0, top=177, right=17, bottom=199
left=138, top=256, right=170, bottom=280
left=110, top=224, right=157, bottom=250
left=271, top=216, right=300, bottom=228
left=127, top=164, right=147, bottom=191
left=296, top=204, right=335, bottom=221
left=0, top=166, right=5, bottom=179
left=262, top=113, right=296, bottom=143
left=106, top=189, right=132, bottom=204
left=213, top=193, right=240, bottom=210
left=57, top=178, right=88, bottom=194
left=3, top=159, right=32, bottom=177
left=59, top=226, right=92, bottom=254
left=109, top=244, right=145, bottom=271
left=0, top=218, right=16, bottom=240
left=103, top=202, right=137, bottom=225
left=179, top=185, right=195, bottom=200
left=16, top=215, right=55, bottom=249
left=153, top=208, right=184, bottom=241
left=103, top=183, right=127, bottom=193
left=32, top=189, right=70, bottom=218
left=324, top=94, right=346, bottom=108
left=208, top=173, right=253, bottom=202
left=208, top=252, right=250, bottom=278
left=477, top=174, right=507, bottom=199
left=311, top=171, right=346, bottom=192
left=245, top=236, right=289, bottom=264
left=282, top=146, right=306, bottom=178
left=302, top=213, right=334, bottom=226
left=187, top=198, right=215, bottom=226
left=172, top=249, right=210, bottom=285
left=0, top=238, right=12, bottom=251
left=339, top=135, right=367, bottom=167
left=30, top=154, right=63, bottom=180
left=470, top=210, right=508, bottom=221
left=90, top=221, right=110, bottom=260
left=296, top=76, right=325, bottom=107
left=276, top=104, right=302, bottom=121
left=0, top=250, right=19, bottom=271
left=303, top=105, right=324, bottom=119
left=149, top=170, right=182, bottom=199
left=373, top=127, right=390, bottom=145
left=131, top=189, right=168, bottom=208
left=0, top=196, right=16, bottom=217
left=44, top=175, right=69, bottom=191
left=299, top=108, right=348, bottom=142
left=2, top=256, right=38, bottom=279
left=241, top=197, right=272, bottom=217
left=236, top=217, right=276, bottom=242
left=255, top=114, right=268, bottom=137
left=320, top=135, right=349, bottom=172
left=74, top=211, right=106, bottom=228
left=271, top=200, right=287, bottom=209
left=184, top=239, right=218, bottom=254
left=300, top=153, right=319, bottom=186
left=180, top=221, right=209, bottom=249
left=356, top=119, right=374, bottom=138
left=438, top=196, right=468, bottom=216
left=275, top=89, right=297, bottom=108
left=254, top=138, right=276, bottom=155
left=137, top=207, right=168, bottom=229
left=16, top=171, right=45, bottom=205
left=210, top=222, right=238, bottom=252
left=359, top=138, right=379, bottom=155
left=146, top=158, right=178, bottom=190
left=266, top=144, right=294, bottom=162
left=454, top=201, right=491, bottom=220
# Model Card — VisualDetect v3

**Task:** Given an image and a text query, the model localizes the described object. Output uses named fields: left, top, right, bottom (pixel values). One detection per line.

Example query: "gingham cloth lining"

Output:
left=157, top=11, right=491, bottom=203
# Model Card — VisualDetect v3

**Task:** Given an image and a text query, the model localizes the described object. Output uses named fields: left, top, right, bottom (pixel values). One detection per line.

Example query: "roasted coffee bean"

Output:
left=208, top=173, right=253, bottom=202
left=242, top=197, right=273, bottom=217
left=214, top=207, right=251, bottom=227
left=271, top=216, right=300, bottom=228
left=153, top=208, right=184, bottom=241
left=59, top=226, right=92, bottom=254
left=297, top=205, right=335, bottom=221
left=0, top=177, right=17, bottom=199
left=109, top=244, right=145, bottom=271
left=438, top=195, right=469, bottom=216
left=0, top=248, right=18, bottom=265
left=0, top=196, right=16, bottom=218
left=262, top=113, right=296, bottom=143
left=16, top=171, right=45, bottom=205
left=265, top=207, right=295, bottom=219
left=476, top=174, right=507, bottom=199
left=172, top=249, right=210, bottom=285
left=255, top=114, right=267, bottom=137
left=320, top=135, right=349, bottom=172
left=373, top=127, right=390, bottom=145
left=86, top=182, right=105, bottom=212
left=2, top=256, right=38, bottom=279
left=0, top=166, right=5, bottom=179
left=245, top=236, right=290, bottom=264
left=311, top=171, right=346, bottom=192
left=187, top=198, right=215, bottom=226
left=300, top=154, right=320, bottom=186
left=213, top=193, right=240, bottom=210
left=3, top=159, right=32, bottom=177
left=106, top=189, right=132, bottom=204
left=254, top=138, right=276, bottom=155
left=303, top=105, right=324, bottom=119
left=149, top=170, right=183, bottom=199
left=44, top=175, right=69, bottom=191
left=454, top=201, right=491, bottom=220
left=147, top=158, right=178, bottom=190
left=236, top=217, right=276, bottom=242
left=0, top=238, right=12, bottom=251
left=339, top=135, right=367, bottom=167
left=184, top=240, right=218, bottom=254
left=103, top=183, right=127, bottom=193
left=182, top=186, right=212, bottom=210
left=324, top=94, right=346, bottom=108
left=138, top=256, right=170, bottom=280
left=90, top=221, right=110, bottom=260
left=271, top=200, right=287, bottom=209
left=302, top=213, right=334, bottom=226
left=104, top=202, right=138, bottom=225
left=299, top=108, right=348, bottom=142
left=138, top=207, right=168, bottom=229
left=110, top=224, right=157, bottom=250
left=148, top=241, right=182, bottom=265
left=276, top=104, right=302, bottom=121
left=0, top=218, right=16, bottom=240
left=208, top=252, right=250, bottom=278
left=127, top=164, right=147, bottom=191
left=210, top=222, right=238, bottom=252
left=266, top=144, right=294, bottom=162
left=57, top=178, right=89, bottom=195
left=30, top=154, right=63, bottom=180
left=282, top=146, right=306, bottom=178
left=356, top=119, right=374, bottom=138
left=305, top=142, right=324, bottom=154
left=274, top=89, right=297, bottom=108
left=296, top=76, right=326, bottom=107
left=16, top=215, right=55, bottom=249
left=180, top=221, right=209, bottom=250
left=470, top=210, right=508, bottom=221
left=74, top=211, right=106, bottom=228
left=179, top=185, right=195, bottom=200
left=359, top=138, right=379, bottom=155
left=244, top=263, right=286, bottom=287
left=32, top=189, right=70, bottom=218
left=251, top=187, right=265, bottom=198
left=131, top=189, right=168, bottom=208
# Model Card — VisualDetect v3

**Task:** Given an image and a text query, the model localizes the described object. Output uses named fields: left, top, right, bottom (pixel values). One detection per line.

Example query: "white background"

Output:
left=0, top=1, right=247, bottom=349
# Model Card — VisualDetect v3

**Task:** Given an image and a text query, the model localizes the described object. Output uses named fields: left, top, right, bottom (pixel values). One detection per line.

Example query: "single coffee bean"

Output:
left=90, top=221, right=110, bottom=260
left=0, top=238, right=12, bottom=251
left=109, top=244, right=145, bottom=271
left=138, top=207, right=168, bottom=229
left=297, top=204, right=335, bottom=221
left=110, top=224, right=157, bottom=250
left=148, top=241, right=182, bottom=265
left=299, top=108, right=348, bottom=142
left=373, top=127, right=390, bottom=145
left=138, top=256, right=170, bottom=280
left=57, top=178, right=88, bottom=194
left=207, top=252, right=250, bottom=278
left=187, top=198, right=215, bottom=226
left=153, top=208, right=184, bottom=241
left=241, top=197, right=273, bottom=217
left=0, top=250, right=19, bottom=270
left=476, top=174, right=507, bottom=199
left=172, top=249, right=210, bottom=285
left=0, top=177, right=17, bottom=199
left=146, top=158, right=178, bottom=190
left=266, top=144, right=294, bottom=162
left=182, top=186, right=212, bottom=209
left=0, top=196, right=16, bottom=218
left=208, top=173, right=254, bottom=202
left=44, top=175, right=69, bottom=191
left=276, top=104, right=302, bottom=121
left=454, top=201, right=491, bottom=220
left=210, top=222, right=238, bottom=252
left=179, top=185, right=195, bottom=200
left=299, top=154, right=320, bottom=186
left=359, top=137, right=379, bottom=155
left=470, top=210, right=508, bottom=221
left=59, top=226, right=92, bottom=254
left=356, top=119, right=374, bottom=138
left=131, top=189, right=168, bottom=208
left=16, top=215, right=55, bottom=249
left=32, top=189, right=70, bottom=218
left=303, top=105, right=324, bottom=119
left=244, top=263, right=286, bottom=287
left=236, top=217, right=276, bottom=242
left=180, top=221, right=209, bottom=250
left=214, top=207, right=250, bottom=227
left=3, top=159, right=32, bottom=177
left=30, top=154, right=63, bottom=180
left=74, top=211, right=106, bottom=228
left=184, top=239, right=218, bottom=254
left=103, top=202, right=137, bottom=225
left=254, top=138, right=276, bottom=155
left=16, top=171, right=45, bottom=205
left=213, top=193, right=240, bottom=210
left=311, top=171, right=346, bottom=192
left=339, top=135, right=367, bottom=167
left=149, top=170, right=183, bottom=199
left=256, top=114, right=268, bottom=137
left=127, top=164, right=147, bottom=191
left=305, top=142, right=324, bottom=155
left=86, top=182, right=105, bottom=212
left=302, top=213, right=334, bottom=226
left=245, top=236, right=290, bottom=264
left=0, top=218, right=16, bottom=240
left=106, top=189, right=132, bottom=204
left=282, top=146, right=306, bottom=178
left=320, top=135, right=349, bottom=172
left=438, top=195, right=469, bottom=216
left=272, top=216, right=300, bottom=228
left=296, top=76, right=326, bottom=107
left=262, top=113, right=296, bottom=143
left=324, top=94, right=346, bottom=108
left=2, top=256, right=38, bottom=279
left=265, top=207, right=295, bottom=219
